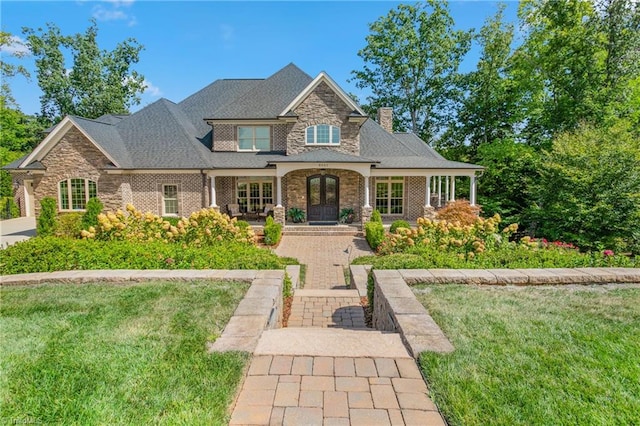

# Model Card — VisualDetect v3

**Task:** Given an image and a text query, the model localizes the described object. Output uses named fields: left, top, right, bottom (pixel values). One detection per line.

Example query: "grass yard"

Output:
left=0, top=280, right=250, bottom=425
left=413, top=284, right=640, bottom=426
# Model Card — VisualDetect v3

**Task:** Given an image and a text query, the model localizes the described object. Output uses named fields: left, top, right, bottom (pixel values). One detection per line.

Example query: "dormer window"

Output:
left=238, top=126, right=270, bottom=151
left=306, top=124, right=340, bottom=145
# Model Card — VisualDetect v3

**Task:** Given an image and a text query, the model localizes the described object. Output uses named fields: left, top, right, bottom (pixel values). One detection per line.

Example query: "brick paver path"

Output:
left=288, top=290, right=366, bottom=328
left=275, top=236, right=371, bottom=289
left=230, top=235, right=445, bottom=425
left=230, top=355, right=442, bottom=426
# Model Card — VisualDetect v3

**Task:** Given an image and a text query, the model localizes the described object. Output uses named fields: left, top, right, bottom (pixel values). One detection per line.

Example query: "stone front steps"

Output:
left=283, top=225, right=362, bottom=237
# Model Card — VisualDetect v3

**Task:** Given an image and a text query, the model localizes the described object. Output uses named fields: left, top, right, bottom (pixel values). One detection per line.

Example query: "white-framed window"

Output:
left=305, top=124, right=340, bottom=145
left=238, top=126, right=271, bottom=151
left=162, top=184, right=179, bottom=216
left=375, top=176, right=404, bottom=215
left=237, top=177, right=274, bottom=213
left=58, top=178, right=97, bottom=211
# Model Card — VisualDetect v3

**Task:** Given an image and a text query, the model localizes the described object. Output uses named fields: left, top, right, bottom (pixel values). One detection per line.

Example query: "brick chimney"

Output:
left=377, top=107, right=393, bottom=133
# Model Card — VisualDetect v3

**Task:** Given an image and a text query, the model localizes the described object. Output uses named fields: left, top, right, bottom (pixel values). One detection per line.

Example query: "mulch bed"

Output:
left=282, top=295, right=293, bottom=327
left=360, top=296, right=372, bottom=328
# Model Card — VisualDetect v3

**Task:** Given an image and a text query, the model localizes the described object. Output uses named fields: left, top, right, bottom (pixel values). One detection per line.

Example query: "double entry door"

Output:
left=307, top=174, right=338, bottom=222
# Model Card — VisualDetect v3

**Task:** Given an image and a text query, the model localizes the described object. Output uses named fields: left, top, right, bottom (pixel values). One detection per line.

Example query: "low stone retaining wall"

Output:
left=209, top=270, right=285, bottom=353
left=372, top=270, right=454, bottom=357
left=0, top=269, right=261, bottom=286
left=396, top=267, right=640, bottom=285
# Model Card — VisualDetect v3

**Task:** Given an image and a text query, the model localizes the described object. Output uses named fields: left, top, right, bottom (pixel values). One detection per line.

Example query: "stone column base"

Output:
left=361, top=206, right=373, bottom=226
left=209, top=206, right=220, bottom=212
left=423, top=206, right=436, bottom=220
left=273, top=206, right=285, bottom=226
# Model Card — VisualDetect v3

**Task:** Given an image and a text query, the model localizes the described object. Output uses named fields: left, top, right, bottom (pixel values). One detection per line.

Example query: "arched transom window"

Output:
left=305, top=124, right=340, bottom=145
left=58, top=178, right=97, bottom=211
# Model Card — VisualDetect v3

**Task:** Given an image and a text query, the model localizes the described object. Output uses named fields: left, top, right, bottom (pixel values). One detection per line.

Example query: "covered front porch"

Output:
left=205, top=162, right=481, bottom=227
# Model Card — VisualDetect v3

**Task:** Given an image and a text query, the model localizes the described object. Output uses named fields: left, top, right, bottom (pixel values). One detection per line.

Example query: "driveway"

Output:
left=0, top=217, right=36, bottom=248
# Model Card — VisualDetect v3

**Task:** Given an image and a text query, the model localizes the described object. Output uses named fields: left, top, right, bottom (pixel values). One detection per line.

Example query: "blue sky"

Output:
left=2, top=1, right=519, bottom=116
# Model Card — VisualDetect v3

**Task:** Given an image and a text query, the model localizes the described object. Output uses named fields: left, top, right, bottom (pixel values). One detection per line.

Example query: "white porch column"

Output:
left=425, top=175, right=431, bottom=207
left=209, top=176, right=217, bottom=207
left=449, top=176, right=456, bottom=202
left=364, top=176, right=371, bottom=208
left=438, top=176, right=442, bottom=207
left=445, top=176, right=449, bottom=203
left=276, top=175, right=283, bottom=207
left=470, top=176, right=477, bottom=206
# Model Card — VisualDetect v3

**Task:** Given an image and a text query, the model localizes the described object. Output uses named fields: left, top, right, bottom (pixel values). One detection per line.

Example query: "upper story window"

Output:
left=238, top=126, right=270, bottom=151
left=306, top=124, right=340, bottom=145
left=59, top=178, right=97, bottom=211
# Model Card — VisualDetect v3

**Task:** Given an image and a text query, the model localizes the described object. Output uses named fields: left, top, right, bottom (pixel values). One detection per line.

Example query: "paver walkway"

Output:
left=275, top=236, right=371, bottom=289
left=230, top=234, right=445, bottom=425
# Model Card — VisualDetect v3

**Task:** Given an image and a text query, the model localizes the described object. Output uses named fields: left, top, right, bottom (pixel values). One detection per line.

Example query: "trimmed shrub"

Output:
left=0, top=196, right=19, bottom=219
left=263, top=216, right=282, bottom=246
left=365, top=220, right=384, bottom=251
left=236, top=220, right=250, bottom=229
left=56, top=213, right=83, bottom=238
left=389, top=219, right=411, bottom=233
left=37, top=197, right=57, bottom=236
left=370, top=209, right=382, bottom=223
left=81, top=197, right=103, bottom=230
left=0, top=237, right=298, bottom=274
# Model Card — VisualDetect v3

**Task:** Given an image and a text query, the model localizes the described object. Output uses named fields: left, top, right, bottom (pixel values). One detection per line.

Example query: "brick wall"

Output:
left=367, top=176, right=426, bottom=222
left=287, top=81, right=360, bottom=156
left=130, top=173, right=204, bottom=216
left=212, top=124, right=235, bottom=151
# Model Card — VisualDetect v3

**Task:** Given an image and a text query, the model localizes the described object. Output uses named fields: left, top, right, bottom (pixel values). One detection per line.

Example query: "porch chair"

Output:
left=258, top=204, right=274, bottom=221
left=227, top=203, right=243, bottom=219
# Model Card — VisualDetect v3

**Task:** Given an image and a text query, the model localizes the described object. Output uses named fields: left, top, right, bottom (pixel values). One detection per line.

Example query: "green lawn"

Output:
left=1, top=280, right=250, bottom=425
left=414, top=284, right=640, bottom=426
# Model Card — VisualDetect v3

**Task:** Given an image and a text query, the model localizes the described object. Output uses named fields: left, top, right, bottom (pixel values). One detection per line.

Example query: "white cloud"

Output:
left=143, top=79, right=162, bottom=97
left=1, top=35, right=30, bottom=56
left=92, top=1, right=137, bottom=26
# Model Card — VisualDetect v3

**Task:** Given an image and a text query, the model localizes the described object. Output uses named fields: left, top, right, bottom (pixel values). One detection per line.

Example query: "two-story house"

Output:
left=7, top=63, right=482, bottom=225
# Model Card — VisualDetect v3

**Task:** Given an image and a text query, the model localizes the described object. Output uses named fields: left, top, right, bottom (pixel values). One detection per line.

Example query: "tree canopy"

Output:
left=351, top=1, right=471, bottom=144
left=23, top=19, right=146, bottom=122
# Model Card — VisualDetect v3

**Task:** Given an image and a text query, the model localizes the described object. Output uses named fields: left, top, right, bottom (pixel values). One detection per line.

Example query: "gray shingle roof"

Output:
left=8, top=64, right=482, bottom=173
left=208, top=63, right=313, bottom=119
left=114, top=98, right=211, bottom=169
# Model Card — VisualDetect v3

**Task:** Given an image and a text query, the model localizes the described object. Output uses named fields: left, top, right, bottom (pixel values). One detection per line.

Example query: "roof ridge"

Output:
left=368, top=119, right=424, bottom=156
left=159, top=100, right=212, bottom=166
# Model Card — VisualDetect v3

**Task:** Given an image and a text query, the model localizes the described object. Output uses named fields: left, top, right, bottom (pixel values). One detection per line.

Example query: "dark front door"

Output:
left=307, top=174, right=339, bottom=222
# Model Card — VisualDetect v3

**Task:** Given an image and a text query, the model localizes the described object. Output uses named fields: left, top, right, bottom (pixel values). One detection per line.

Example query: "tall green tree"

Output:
left=514, top=0, right=604, bottom=146
left=351, top=1, right=472, bottom=144
left=23, top=19, right=146, bottom=121
left=534, top=121, right=640, bottom=253
left=444, top=5, right=519, bottom=158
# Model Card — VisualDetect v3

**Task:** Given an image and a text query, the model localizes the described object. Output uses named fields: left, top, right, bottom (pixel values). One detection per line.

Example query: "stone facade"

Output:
left=283, top=169, right=363, bottom=221
left=377, top=107, right=393, bottom=133
left=287, top=81, right=360, bottom=156
left=28, top=127, right=124, bottom=215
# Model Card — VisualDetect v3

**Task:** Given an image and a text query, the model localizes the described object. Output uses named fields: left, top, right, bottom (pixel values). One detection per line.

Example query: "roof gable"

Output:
left=280, top=72, right=366, bottom=117
left=20, top=116, right=121, bottom=168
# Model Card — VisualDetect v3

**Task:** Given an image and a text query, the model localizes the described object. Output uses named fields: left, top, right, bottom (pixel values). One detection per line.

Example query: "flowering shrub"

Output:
left=81, top=204, right=254, bottom=246
left=378, top=213, right=516, bottom=258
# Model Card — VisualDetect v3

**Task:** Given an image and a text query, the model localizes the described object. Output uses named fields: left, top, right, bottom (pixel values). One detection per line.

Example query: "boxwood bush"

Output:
left=263, top=216, right=282, bottom=246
